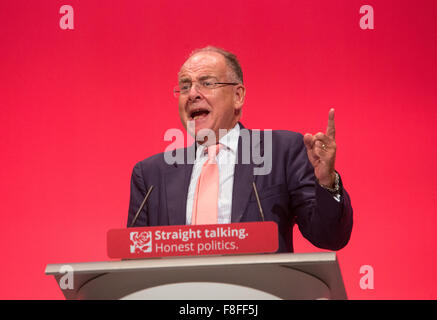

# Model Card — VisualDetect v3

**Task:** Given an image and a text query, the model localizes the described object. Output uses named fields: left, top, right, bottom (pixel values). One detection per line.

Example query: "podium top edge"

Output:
left=45, top=252, right=337, bottom=276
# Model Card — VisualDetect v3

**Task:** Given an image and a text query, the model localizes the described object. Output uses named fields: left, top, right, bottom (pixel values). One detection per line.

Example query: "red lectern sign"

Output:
left=107, top=222, right=278, bottom=259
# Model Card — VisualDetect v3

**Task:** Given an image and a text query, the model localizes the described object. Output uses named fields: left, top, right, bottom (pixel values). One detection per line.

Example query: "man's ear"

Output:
left=233, top=84, right=246, bottom=112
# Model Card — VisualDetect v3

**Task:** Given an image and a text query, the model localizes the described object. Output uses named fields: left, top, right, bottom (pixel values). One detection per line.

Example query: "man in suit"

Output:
left=127, top=46, right=353, bottom=252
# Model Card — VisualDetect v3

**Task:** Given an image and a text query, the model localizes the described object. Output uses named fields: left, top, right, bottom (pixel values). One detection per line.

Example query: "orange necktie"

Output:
left=191, top=144, right=221, bottom=225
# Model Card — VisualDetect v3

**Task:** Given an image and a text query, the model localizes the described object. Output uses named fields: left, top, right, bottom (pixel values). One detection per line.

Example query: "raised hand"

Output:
left=303, top=108, right=337, bottom=187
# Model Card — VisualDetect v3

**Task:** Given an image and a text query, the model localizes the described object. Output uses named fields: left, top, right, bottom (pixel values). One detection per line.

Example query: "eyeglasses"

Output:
left=173, top=80, right=239, bottom=98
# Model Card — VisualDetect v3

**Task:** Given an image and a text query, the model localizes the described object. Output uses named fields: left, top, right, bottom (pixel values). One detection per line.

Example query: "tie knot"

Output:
left=206, top=144, right=221, bottom=161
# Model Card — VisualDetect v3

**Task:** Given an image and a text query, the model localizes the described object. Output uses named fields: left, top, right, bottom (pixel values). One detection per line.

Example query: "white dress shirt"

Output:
left=185, top=123, right=240, bottom=225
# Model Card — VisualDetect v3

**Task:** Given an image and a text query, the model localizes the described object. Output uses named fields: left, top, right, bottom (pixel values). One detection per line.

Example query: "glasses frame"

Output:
left=173, top=81, right=240, bottom=97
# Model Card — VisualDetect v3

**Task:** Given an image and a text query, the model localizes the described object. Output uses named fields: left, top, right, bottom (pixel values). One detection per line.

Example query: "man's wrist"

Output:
left=317, top=171, right=340, bottom=193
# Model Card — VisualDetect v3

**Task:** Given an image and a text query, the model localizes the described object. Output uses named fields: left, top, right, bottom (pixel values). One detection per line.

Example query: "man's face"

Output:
left=177, top=51, right=244, bottom=143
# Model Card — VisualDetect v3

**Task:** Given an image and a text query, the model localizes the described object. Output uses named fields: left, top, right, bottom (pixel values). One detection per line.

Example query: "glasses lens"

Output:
left=180, top=83, right=191, bottom=93
left=174, top=80, right=222, bottom=97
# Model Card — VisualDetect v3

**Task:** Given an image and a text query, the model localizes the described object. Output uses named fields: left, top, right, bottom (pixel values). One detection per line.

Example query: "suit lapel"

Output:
left=231, top=126, right=260, bottom=222
left=165, top=144, right=195, bottom=225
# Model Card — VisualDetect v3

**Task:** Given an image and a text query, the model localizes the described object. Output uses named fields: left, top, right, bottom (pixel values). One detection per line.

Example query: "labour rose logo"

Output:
left=130, top=231, right=152, bottom=253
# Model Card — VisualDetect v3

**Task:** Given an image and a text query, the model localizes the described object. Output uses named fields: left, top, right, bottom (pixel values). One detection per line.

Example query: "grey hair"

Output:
left=188, top=46, right=244, bottom=84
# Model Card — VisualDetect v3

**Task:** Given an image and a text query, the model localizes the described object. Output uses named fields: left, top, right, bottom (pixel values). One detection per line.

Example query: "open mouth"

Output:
left=189, top=108, right=210, bottom=120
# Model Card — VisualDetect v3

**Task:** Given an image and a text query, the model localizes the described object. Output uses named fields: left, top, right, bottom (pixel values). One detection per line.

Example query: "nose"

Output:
left=187, top=83, right=202, bottom=102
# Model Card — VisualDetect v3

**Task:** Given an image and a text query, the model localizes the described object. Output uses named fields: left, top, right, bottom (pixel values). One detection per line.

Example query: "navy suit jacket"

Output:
left=127, top=125, right=353, bottom=252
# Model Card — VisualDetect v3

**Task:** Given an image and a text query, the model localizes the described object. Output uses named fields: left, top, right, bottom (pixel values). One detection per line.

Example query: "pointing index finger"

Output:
left=326, top=108, right=335, bottom=139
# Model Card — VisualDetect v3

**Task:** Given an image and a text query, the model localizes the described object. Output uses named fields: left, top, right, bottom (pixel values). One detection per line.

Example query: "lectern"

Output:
left=45, top=252, right=347, bottom=300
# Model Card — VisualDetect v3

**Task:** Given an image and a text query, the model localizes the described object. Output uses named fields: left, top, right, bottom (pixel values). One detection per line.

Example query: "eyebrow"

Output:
left=179, top=77, right=191, bottom=84
left=198, top=75, right=217, bottom=81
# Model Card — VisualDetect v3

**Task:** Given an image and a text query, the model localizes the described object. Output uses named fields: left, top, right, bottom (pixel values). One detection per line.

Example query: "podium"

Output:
left=45, top=252, right=347, bottom=300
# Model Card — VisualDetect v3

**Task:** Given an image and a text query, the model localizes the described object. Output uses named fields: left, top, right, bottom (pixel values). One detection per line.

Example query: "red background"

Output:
left=1, top=0, right=436, bottom=299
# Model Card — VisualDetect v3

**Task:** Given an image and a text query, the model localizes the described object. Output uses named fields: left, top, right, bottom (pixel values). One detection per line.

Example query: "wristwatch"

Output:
left=318, top=171, right=340, bottom=193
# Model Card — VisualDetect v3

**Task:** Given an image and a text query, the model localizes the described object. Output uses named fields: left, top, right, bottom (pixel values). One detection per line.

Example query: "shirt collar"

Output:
left=219, top=122, right=240, bottom=153
left=196, top=123, right=240, bottom=158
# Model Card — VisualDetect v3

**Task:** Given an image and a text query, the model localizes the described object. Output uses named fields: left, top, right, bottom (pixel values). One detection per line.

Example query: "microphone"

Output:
left=252, top=182, right=265, bottom=222
left=129, top=185, right=154, bottom=227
